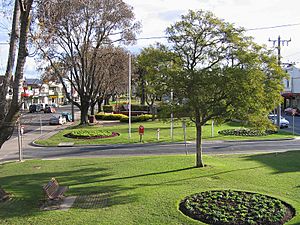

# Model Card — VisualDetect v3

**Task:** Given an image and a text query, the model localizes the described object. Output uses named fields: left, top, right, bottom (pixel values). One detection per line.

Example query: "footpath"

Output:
left=0, top=123, right=71, bottom=163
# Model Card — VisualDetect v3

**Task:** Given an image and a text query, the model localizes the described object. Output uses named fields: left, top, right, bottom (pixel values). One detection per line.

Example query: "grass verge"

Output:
left=35, top=120, right=296, bottom=146
left=0, top=152, right=299, bottom=224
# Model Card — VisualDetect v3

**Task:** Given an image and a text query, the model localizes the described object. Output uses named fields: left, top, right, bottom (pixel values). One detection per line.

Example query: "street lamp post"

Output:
left=170, top=90, right=174, bottom=142
left=71, top=74, right=75, bottom=122
left=128, top=53, right=132, bottom=140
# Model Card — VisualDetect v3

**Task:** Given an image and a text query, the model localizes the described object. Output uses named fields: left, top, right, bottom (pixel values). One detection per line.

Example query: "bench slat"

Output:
left=43, top=178, right=68, bottom=200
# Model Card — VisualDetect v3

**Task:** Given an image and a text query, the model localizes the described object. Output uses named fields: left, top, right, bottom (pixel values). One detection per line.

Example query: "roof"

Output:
left=24, top=78, right=42, bottom=86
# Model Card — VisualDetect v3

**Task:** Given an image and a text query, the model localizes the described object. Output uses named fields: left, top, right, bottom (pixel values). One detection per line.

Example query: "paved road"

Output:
left=1, top=111, right=300, bottom=163
left=1, top=127, right=300, bottom=163
left=284, top=114, right=300, bottom=134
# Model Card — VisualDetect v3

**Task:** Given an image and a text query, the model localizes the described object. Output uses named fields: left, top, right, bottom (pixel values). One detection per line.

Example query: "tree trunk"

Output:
left=97, top=98, right=103, bottom=112
left=0, top=0, right=20, bottom=120
left=90, top=100, right=97, bottom=115
left=149, top=105, right=155, bottom=121
left=80, top=99, right=89, bottom=124
left=195, top=114, right=204, bottom=167
left=104, top=96, right=110, bottom=105
left=0, top=0, right=33, bottom=149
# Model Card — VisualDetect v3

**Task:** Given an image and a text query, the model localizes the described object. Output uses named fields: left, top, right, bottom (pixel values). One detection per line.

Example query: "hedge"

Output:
left=103, top=105, right=113, bottom=113
left=218, top=128, right=277, bottom=136
left=117, top=104, right=149, bottom=112
left=120, top=114, right=153, bottom=123
left=95, top=113, right=127, bottom=120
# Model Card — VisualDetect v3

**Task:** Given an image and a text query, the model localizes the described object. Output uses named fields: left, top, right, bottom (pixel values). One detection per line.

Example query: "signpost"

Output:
left=292, top=109, right=296, bottom=135
left=182, top=121, right=188, bottom=155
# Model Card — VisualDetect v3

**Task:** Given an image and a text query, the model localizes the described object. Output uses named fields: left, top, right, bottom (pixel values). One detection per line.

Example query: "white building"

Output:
left=282, top=63, right=300, bottom=109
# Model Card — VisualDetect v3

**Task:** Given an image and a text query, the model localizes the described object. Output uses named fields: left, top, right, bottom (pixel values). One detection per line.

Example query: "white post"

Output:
left=211, top=120, right=214, bottom=137
left=293, top=115, right=295, bottom=135
left=128, top=53, right=132, bottom=140
left=157, top=128, right=160, bottom=141
left=17, top=121, right=23, bottom=162
left=182, top=121, right=187, bottom=155
left=40, top=114, right=42, bottom=135
left=170, top=90, right=174, bottom=142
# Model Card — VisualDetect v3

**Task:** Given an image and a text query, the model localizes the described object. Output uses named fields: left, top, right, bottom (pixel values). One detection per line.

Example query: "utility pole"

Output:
left=268, top=36, right=291, bottom=128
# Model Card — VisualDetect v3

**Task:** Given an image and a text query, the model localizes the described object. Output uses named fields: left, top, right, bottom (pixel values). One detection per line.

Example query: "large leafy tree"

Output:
left=0, top=0, right=34, bottom=149
left=166, top=10, right=286, bottom=167
left=33, top=0, right=140, bottom=124
left=136, top=44, right=176, bottom=119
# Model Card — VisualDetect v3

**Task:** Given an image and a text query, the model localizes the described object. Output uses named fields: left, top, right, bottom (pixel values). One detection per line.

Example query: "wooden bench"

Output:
left=43, top=178, right=68, bottom=200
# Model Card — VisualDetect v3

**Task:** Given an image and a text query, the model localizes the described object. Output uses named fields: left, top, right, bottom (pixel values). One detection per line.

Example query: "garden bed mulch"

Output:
left=64, top=132, right=120, bottom=139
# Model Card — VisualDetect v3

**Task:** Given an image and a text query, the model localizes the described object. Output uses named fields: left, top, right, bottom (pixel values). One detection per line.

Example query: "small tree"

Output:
left=166, top=10, right=286, bottom=167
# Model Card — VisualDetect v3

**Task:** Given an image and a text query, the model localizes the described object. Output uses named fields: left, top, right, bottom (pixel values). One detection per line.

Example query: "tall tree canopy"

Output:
left=166, top=10, right=286, bottom=167
left=33, top=0, right=141, bottom=124
left=136, top=44, right=177, bottom=118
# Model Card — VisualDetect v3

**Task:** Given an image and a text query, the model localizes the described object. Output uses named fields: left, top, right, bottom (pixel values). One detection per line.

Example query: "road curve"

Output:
left=17, top=139, right=300, bottom=160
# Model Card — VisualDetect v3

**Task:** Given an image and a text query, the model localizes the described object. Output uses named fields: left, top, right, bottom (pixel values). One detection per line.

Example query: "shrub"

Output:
left=117, top=104, right=149, bottom=112
left=103, top=105, right=113, bottom=113
left=70, top=129, right=111, bottom=137
left=95, top=113, right=128, bottom=121
left=119, top=114, right=152, bottom=123
left=218, top=128, right=278, bottom=136
left=131, top=104, right=149, bottom=111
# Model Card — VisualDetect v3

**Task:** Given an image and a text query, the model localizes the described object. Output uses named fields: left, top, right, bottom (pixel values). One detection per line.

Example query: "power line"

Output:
left=136, top=22, right=300, bottom=40
left=0, top=22, right=299, bottom=44
left=247, top=22, right=300, bottom=31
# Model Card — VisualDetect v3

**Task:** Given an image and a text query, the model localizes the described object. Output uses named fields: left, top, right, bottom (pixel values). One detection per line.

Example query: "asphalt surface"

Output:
left=1, top=107, right=300, bottom=163
left=1, top=119, right=300, bottom=163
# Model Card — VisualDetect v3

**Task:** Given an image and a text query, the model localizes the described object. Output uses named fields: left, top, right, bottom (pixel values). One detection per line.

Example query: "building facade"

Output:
left=282, top=64, right=300, bottom=109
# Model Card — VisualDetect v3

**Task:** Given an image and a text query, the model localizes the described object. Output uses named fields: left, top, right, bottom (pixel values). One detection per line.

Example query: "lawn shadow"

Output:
left=243, top=151, right=300, bottom=174
left=132, top=166, right=264, bottom=188
left=0, top=165, right=137, bottom=219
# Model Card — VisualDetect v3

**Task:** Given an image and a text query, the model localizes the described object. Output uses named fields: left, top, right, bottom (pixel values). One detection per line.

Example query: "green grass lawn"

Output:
left=35, top=120, right=296, bottom=146
left=0, top=152, right=299, bottom=224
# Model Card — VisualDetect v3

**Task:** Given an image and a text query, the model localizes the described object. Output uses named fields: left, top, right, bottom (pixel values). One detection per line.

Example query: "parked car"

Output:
left=61, top=112, right=73, bottom=122
left=284, top=107, right=300, bottom=116
left=49, top=116, right=66, bottom=125
left=51, top=103, right=59, bottom=108
left=38, top=103, right=47, bottom=111
left=268, top=114, right=289, bottom=128
left=44, top=106, right=56, bottom=113
left=29, top=104, right=41, bottom=113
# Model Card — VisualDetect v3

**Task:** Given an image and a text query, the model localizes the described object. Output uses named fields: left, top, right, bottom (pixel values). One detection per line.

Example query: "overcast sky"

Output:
left=1, top=0, right=300, bottom=78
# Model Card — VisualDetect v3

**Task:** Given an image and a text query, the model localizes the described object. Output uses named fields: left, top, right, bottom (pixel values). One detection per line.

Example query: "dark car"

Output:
left=29, top=104, right=41, bottom=113
left=44, top=106, right=56, bottom=113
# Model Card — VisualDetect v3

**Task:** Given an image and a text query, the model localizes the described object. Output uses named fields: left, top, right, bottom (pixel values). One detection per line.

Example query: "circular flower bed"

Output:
left=64, top=129, right=120, bottom=139
left=218, top=128, right=277, bottom=136
left=179, top=190, right=295, bottom=225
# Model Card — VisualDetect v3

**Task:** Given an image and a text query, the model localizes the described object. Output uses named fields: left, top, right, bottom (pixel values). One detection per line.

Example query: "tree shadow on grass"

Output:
left=131, top=166, right=264, bottom=188
left=0, top=166, right=136, bottom=220
left=242, top=151, right=300, bottom=174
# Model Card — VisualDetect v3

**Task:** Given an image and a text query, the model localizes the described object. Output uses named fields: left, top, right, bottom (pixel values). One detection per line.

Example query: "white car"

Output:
left=49, top=116, right=66, bottom=125
left=268, top=114, right=289, bottom=128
